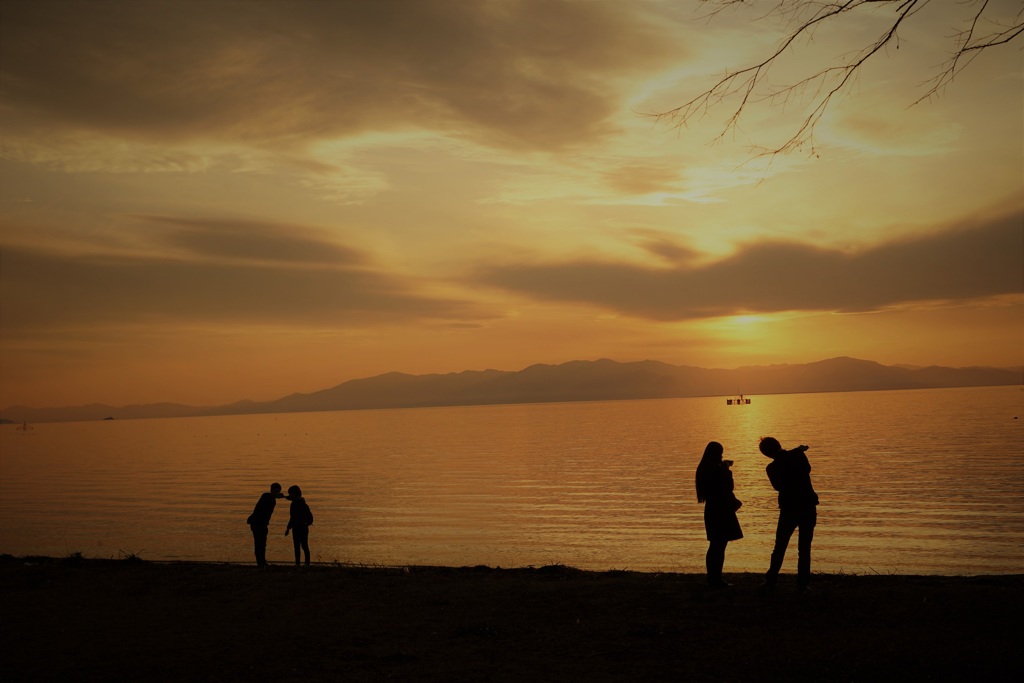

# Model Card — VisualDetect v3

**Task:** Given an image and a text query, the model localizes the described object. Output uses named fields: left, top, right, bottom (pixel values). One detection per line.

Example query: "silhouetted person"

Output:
left=247, top=482, right=283, bottom=568
left=696, top=441, right=743, bottom=587
left=285, top=485, right=314, bottom=567
left=760, top=437, right=819, bottom=591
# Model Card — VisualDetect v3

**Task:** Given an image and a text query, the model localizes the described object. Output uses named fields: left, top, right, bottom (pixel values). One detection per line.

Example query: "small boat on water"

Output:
left=726, top=394, right=751, bottom=405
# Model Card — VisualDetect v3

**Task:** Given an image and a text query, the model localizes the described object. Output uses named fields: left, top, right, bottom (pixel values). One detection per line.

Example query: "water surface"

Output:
left=1, top=385, right=1021, bottom=574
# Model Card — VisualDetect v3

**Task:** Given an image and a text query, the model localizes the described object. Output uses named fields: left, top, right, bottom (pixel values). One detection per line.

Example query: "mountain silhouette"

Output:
left=2, top=357, right=1019, bottom=424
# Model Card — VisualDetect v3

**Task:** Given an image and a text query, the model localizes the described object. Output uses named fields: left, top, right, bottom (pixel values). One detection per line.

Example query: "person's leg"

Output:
left=765, top=510, right=798, bottom=586
left=706, top=539, right=727, bottom=585
left=796, top=508, right=817, bottom=589
left=252, top=525, right=268, bottom=567
left=292, top=531, right=301, bottom=565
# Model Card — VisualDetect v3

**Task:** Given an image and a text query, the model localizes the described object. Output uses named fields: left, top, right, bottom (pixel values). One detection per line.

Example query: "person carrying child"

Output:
left=696, top=441, right=743, bottom=587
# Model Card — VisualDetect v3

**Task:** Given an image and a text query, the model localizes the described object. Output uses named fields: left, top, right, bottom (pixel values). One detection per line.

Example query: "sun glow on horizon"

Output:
left=0, top=0, right=1021, bottom=409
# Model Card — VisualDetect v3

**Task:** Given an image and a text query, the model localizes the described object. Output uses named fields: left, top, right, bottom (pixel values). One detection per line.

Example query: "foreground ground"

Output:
left=3, top=555, right=1021, bottom=681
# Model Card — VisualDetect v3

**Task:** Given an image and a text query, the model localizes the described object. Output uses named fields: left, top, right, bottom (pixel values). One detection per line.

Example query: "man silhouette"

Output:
left=247, top=482, right=283, bottom=568
left=760, top=437, right=819, bottom=591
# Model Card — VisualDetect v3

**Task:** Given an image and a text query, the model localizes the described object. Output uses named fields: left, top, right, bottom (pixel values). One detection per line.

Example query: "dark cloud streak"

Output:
left=145, top=216, right=366, bottom=266
left=477, top=211, right=1024, bottom=320
left=0, top=246, right=481, bottom=332
left=0, top=0, right=676, bottom=150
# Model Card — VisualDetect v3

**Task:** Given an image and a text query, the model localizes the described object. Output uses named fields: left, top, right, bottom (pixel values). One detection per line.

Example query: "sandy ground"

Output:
left=3, top=555, right=1021, bottom=681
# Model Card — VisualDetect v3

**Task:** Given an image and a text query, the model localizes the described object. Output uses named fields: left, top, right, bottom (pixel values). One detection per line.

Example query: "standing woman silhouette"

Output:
left=284, top=485, right=314, bottom=567
left=695, top=441, right=743, bottom=587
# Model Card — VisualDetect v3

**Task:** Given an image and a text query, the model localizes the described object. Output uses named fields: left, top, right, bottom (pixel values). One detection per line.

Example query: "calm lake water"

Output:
left=1, top=385, right=1022, bottom=575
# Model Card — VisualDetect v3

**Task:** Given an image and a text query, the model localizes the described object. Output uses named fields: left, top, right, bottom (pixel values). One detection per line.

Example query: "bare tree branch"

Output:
left=914, top=0, right=1024, bottom=104
left=656, top=0, right=1024, bottom=157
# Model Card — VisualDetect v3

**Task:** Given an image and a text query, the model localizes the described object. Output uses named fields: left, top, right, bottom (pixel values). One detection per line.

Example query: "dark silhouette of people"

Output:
left=760, top=437, right=819, bottom=591
left=695, top=441, right=743, bottom=587
left=246, top=482, right=283, bottom=568
left=284, top=485, right=314, bottom=567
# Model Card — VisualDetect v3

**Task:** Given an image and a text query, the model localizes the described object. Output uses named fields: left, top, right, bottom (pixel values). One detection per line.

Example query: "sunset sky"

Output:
left=1, top=0, right=1022, bottom=409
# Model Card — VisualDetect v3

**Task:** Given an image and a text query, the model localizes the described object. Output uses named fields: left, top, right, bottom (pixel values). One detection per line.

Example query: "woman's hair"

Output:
left=288, top=485, right=302, bottom=498
left=695, top=441, right=724, bottom=503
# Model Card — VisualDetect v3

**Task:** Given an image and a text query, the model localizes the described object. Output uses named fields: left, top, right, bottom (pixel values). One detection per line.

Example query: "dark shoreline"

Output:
left=4, top=555, right=1021, bottom=681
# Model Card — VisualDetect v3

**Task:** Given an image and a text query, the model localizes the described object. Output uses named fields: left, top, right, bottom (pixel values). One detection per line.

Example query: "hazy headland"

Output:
left=2, top=356, right=1020, bottom=424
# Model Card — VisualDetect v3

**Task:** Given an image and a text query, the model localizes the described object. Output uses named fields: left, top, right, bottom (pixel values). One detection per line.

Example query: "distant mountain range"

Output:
left=1, top=357, right=1020, bottom=424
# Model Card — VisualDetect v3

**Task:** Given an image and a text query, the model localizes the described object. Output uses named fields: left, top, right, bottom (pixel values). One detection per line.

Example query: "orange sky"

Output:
left=1, top=0, right=1022, bottom=409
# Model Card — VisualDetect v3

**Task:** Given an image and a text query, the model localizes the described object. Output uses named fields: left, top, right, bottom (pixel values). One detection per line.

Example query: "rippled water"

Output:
left=1, top=385, right=1021, bottom=574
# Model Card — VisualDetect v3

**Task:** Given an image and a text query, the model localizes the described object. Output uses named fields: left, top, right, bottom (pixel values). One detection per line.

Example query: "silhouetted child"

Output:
left=696, top=441, right=743, bottom=587
left=760, top=437, right=819, bottom=590
left=285, top=485, right=314, bottom=567
left=247, top=482, right=283, bottom=568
